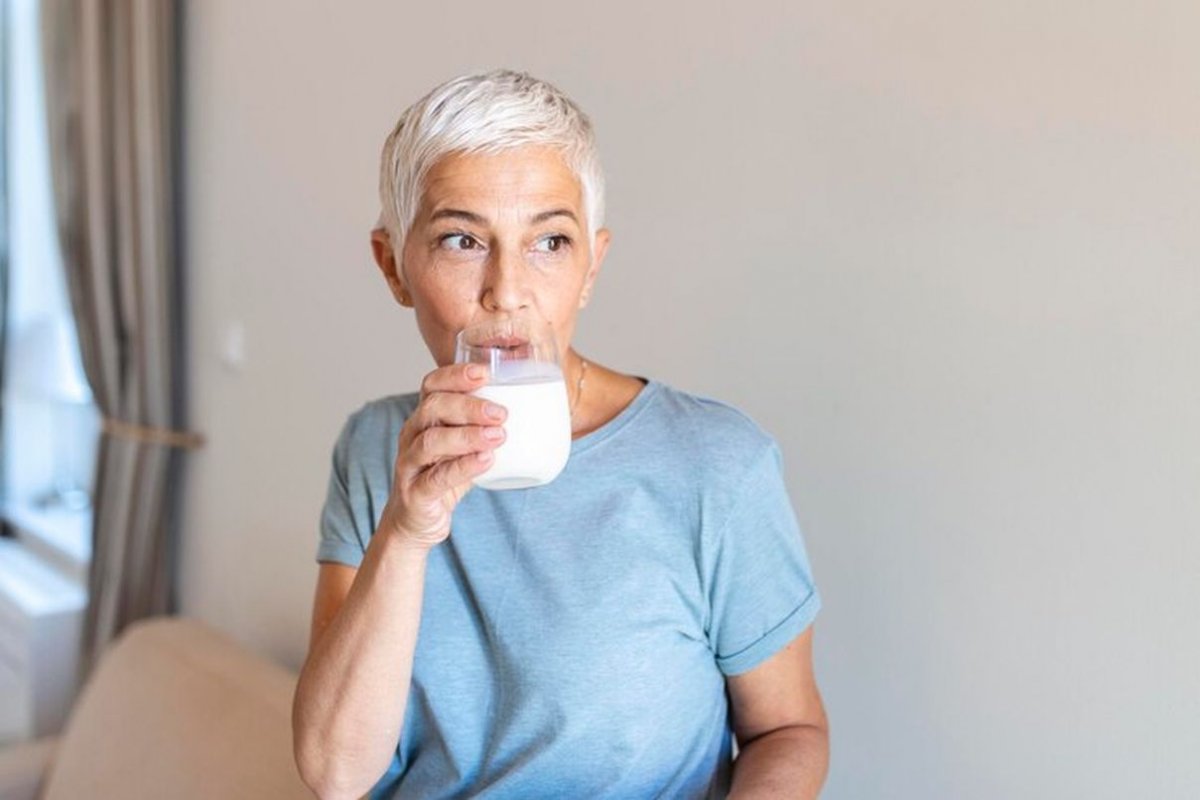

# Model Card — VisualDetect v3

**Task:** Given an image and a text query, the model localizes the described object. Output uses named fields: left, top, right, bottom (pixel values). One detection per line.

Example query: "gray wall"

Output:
left=180, top=2, right=1200, bottom=797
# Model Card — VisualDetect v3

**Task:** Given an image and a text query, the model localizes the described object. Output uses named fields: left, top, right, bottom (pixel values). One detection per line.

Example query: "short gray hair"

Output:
left=378, top=69, right=605, bottom=255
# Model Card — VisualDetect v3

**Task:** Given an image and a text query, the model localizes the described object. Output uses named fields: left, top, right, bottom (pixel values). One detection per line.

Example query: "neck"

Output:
left=569, top=353, right=589, bottom=430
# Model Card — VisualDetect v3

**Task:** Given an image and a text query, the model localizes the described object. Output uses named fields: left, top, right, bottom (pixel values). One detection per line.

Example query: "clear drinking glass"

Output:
left=454, top=313, right=571, bottom=490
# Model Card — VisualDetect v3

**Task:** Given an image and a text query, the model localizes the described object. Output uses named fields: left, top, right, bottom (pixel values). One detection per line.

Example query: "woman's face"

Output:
left=376, top=146, right=610, bottom=367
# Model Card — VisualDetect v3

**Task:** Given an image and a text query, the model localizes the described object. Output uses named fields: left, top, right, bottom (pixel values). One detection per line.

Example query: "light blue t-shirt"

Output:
left=317, top=379, right=821, bottom=799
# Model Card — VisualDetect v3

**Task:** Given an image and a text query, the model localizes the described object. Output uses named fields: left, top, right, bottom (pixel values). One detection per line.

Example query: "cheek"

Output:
left=542, top=271, right=590, bottom=323
left=411, top=308, right=462, bottom=366
left=414, top=291, right=476, bottom=339
left=405, top=276, right=475, bottom=356
left=410, top=267, right=478, bottom=314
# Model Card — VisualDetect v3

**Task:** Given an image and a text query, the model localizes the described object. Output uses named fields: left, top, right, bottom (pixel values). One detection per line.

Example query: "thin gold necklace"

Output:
left=570, top=358, right=589, bottom=424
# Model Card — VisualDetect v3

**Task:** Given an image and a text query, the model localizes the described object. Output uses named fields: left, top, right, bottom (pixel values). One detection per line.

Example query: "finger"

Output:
left=410, top=424, right=504, bottom=467
left=394, top=396, right=500, bottom=489
left=419, top=362, right=490, bottom=400
left=414, top=449, right=495, bottom=497
left=411, top=391, right=506, bottom=432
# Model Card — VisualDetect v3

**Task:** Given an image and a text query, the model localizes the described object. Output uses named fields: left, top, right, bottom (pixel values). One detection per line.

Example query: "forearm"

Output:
left=293, top=533, right=430, bottom=799
left=728, top=724, right=829, bottom=800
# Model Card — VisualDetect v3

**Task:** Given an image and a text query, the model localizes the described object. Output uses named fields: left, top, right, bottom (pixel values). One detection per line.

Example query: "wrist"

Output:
left=379, top=524, right=437, bottom=551
left=368, top=528, right=436, bottom=583
left=378, top=495, right=443, bottom=538
left=375, top=513, right=444, bottom=555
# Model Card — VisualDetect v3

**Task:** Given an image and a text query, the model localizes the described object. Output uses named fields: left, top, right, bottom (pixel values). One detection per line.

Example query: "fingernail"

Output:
left=466, top=364, right=484, bottom=380
left=476, top=450, right=494, bottom=462
left=483, top=426, right=504, bottom=441
left=485, top=402, right=505, bottom=420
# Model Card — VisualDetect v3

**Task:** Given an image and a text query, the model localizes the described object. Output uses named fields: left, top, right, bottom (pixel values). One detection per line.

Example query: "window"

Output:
left=2, top=0, right=99, bottom=544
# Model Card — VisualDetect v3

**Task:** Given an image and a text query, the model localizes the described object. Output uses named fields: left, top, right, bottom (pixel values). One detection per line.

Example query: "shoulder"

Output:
left=332, top=391, right=421, bottom=461
left=630, top=381, right=784, bottom=496
left=644, top=382, right=779, bottom=463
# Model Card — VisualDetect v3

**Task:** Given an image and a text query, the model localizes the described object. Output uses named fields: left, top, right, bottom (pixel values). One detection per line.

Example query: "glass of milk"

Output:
left=455, top=314, right=571, bottom=490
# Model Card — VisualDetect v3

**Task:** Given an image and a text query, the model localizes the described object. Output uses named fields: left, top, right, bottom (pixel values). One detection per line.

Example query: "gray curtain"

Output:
left=40, top=0, right=198, bottom=673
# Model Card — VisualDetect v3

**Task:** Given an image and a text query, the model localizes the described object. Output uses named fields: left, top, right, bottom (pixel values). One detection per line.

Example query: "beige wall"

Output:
left=180, top=2, right=1200, bottom=797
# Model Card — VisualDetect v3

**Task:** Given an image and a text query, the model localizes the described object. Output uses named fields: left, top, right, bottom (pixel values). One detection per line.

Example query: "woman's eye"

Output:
left=534, top=235, right=571, bottom=254
left=439, top=233, right=480, bottom=251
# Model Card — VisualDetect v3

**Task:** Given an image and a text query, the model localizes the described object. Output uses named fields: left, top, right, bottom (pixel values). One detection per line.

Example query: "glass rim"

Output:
left=454, top=314, right=561, bottom=374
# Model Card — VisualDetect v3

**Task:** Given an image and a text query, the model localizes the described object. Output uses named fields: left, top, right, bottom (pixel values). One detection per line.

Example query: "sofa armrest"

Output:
left=40, top=617, right=310, bottom=799
left=0, top=736, right=59, bottom=800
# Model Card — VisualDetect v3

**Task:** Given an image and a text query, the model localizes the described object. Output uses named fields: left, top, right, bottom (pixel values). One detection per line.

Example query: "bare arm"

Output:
left=292, top=363, right=506, bottom=799
left=292, top=543, right=430, bottom=800
left=727, top=626, right=830, bottom=799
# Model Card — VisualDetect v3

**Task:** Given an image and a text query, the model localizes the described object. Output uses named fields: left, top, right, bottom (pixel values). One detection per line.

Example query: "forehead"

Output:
left=418, top=146, right=583, bottom=217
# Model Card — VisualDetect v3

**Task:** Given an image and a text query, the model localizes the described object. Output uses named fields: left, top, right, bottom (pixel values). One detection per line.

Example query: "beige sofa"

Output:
left=0, top=617, right=312, bottom=799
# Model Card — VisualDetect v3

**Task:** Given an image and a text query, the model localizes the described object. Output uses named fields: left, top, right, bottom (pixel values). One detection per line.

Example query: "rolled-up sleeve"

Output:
left=704, top=442, right=822, bottom=676
left=316, top=411, right=370, bottom=568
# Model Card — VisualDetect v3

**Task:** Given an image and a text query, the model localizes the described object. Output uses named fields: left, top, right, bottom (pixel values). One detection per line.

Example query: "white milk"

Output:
left=472, top=374, right=571, bottom=490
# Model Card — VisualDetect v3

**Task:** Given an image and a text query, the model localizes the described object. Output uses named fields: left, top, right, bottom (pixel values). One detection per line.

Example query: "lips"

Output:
left=479, top=336, right=530, bottom=349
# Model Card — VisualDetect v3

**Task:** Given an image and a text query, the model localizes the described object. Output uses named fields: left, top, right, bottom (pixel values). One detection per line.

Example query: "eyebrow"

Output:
left=429, top=208, right=489, bottom=226
left=428, top=208, right=580, bottom=226
left=529, top=208, right=579, bottom=226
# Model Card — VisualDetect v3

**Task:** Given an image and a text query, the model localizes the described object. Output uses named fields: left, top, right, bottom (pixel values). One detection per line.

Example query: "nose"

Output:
left=480, top=246, right=531, bottom=313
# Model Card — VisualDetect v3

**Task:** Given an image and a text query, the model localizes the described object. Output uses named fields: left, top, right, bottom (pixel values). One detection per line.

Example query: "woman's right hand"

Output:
left=379, top=362, right=506, bottom=550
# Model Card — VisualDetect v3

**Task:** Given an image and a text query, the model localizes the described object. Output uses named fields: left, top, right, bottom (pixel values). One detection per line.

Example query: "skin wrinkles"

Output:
left=384, top=146, right=610, bottom=370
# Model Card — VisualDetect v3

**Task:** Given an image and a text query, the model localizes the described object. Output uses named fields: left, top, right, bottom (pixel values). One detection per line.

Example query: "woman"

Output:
left=293, top=70, right=828, bottom=799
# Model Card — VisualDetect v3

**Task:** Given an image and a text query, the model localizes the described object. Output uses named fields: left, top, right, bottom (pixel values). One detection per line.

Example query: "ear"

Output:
left=371, top=227, right=413, bottom=307
left=579, top=227, right=611, bottom=310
